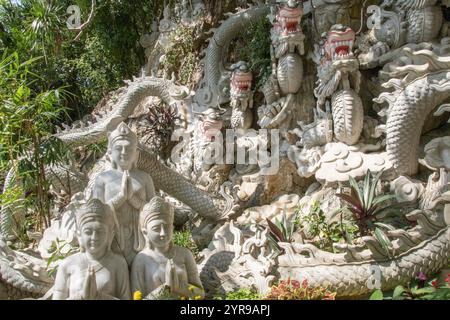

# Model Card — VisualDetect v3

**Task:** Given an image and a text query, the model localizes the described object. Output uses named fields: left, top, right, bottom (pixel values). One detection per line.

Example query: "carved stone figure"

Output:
left=92, top=122, right=156, bottom=264
left=258, top=0, right=305, bottom=130
left=131, top=197, right=204, bottom=299
left=359, top=0, right=443, bottom=68
left=375, top=48, right=450, bottom=176
left=230, top=62, right=254, bottom=130
left=53, top=199, right=131, bottom=300
left=314, top=24, right=363, bottom=145
left=311, top=0, right=356, bottom=38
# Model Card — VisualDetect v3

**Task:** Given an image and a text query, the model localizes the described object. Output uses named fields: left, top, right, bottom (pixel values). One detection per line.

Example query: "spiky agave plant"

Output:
left=336, top=170, right=398, bottom=255
left=266, top=211, right=296, bottom=254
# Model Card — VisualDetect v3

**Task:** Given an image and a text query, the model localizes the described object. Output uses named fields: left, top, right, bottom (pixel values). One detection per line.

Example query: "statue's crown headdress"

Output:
left=108, top=122, right=138, bottom=147
left=76, top=198, right=114, bottom=228
left=140, top=196, right=174, bottom=229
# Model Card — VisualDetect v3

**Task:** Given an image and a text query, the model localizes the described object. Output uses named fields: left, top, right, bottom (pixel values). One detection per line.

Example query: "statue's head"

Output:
left=76, top=198, right=115, bottom=256
left=107, top=122, right=138, bottom=170
left=140, top=196, right=174, bottom=249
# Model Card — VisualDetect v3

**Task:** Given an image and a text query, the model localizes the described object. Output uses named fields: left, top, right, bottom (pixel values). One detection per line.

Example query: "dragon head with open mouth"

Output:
left=317, top=24, right=359, bottom=82
left=230, top=62, right=254, bottom=130
left=271, top=0, right=305, bottom=57
left=276, top=0, right=303, bottom=36
left=323, top=24, right=356, bottom=62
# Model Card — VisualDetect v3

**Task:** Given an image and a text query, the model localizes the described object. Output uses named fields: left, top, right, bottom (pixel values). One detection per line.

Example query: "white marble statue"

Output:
left=53, top=199, right=131, bottom=300
left=131, top=196, right=204, bottom=299
left=92, top=122, right=156, bottom=264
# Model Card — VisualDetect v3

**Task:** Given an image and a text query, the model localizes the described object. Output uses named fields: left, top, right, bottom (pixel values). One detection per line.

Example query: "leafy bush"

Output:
left=46, top=239, right=79, bottom=277
left=266, top=212, right=296, bottom=254
left=222, top=288, right=262, bottom=300
left=0, top=52, right=71, bottom=239
left=173, top=229, right=200, bottom=260
left=265, top=278, right=336, bottom=300
left=336, top=170, right=398, bottom=255
left=370, top=272, right=450, bottom=300
left=297, top=201, right=359, bottom=252
left=161, top=25, right=200, bottom=85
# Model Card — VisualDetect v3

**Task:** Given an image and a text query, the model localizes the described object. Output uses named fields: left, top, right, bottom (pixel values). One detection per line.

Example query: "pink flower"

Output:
left=417, top=272, right=427, bottom=281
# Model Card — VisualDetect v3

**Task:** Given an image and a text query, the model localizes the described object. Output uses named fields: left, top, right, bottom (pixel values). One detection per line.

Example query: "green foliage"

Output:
left=266, top=211, right=296, bottom=254
left=161, top=25, right=200, bottom=85
left=296, top=201, right=359, bottom=252
left=0, top=0, right=171, bottom=119
left=234, top=17, right=272, bottom=90
left=336, top=170, right=399, bottom=255
left=173, top=229, right=200, bottom=260
left=265, top=278, right=336, bottom=300
left=140, top=102, right=180, bottom=146
left=46, top=238, right=78, bottom=277
left=220, top=288, right=262, bottom=300
left=370, top=273, right=450, bottom=300
left=0, top=51, right=71, bottom=236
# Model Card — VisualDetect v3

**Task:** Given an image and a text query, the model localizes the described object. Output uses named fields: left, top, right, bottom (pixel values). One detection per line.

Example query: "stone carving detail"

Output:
left=375, top=48, right=450, bottom=176
left=391, top=176, right=424, bottom=203
left=359, top=0, right=443, bottom=68
left=4, top=1, right=450, bottom=301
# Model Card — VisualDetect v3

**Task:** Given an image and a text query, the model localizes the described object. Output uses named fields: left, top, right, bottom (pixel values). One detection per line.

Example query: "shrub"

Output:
left=370, top=272, right=450, bottom=300
left=265, top=278, right=336, bottom=300
left=173, top=229, right=200, bottom=260
left=336, top=170, right=399, bottom=255
left=223, top=288, right=262, bottom=300
left=297, top=201, right=359, bottom=252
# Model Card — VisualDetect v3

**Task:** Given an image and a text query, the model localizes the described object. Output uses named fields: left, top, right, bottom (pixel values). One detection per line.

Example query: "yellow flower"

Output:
left=133, top=290, right=142, bottom=301
left=180, top=296, right=187, bottom=300
left=188, top=285, right=196, bottom=292
left=194, top=295, right=202, bottom=300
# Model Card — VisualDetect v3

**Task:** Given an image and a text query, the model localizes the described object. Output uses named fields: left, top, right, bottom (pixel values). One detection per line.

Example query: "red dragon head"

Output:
left=273, top=0, right=303, bottom=36
left=323, top=25, right=356, bottom=62
left=230, top=62, right=253, bottom=96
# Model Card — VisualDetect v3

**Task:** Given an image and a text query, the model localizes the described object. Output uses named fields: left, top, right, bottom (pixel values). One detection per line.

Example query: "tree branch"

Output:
left=73, top=0, right=96, bottom=41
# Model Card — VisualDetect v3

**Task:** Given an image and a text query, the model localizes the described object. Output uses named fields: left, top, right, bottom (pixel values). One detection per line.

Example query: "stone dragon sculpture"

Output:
left=3, top=1, right=450, bottom=300
left=376, top=48, right=450, bottom=176
left=230, top=62, right=254, bottom=130
left=198, top=46, right=450, bottom=298
left=199, top=176, right=450, bottom=298
left=258, top=0, right=305, bottom=130
left=313, top=24, right=364, bottom=146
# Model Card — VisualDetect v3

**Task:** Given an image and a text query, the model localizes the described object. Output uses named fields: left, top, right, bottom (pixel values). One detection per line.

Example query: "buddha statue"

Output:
left=92, top=122, right=156, bottom=264
left=53, top=199, right=131, bottom=300
left=130, top=196, right=204, bottom=299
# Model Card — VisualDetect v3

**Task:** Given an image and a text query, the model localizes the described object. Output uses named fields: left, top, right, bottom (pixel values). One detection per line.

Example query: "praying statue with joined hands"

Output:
left=92, top=122, right=155, bottom=264
left=53, top=199, right=131, bottom=300
left=130, top=196, right=204, bottom=300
